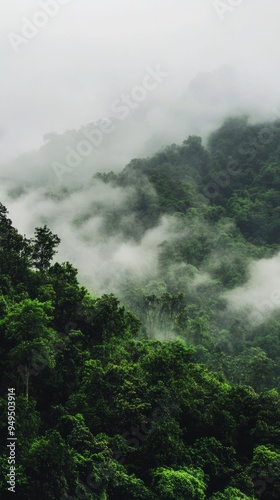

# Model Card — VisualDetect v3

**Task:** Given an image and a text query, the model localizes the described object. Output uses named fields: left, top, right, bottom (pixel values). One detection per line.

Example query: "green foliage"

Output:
left=210, top=487, right=256, bottom=499
left=2, top=117, right=280, bottom=498
left=31, top=225, right=60, bottom=272
left=23, top=430, right=77, bottom=499
left=246, top=446, right=280, bottom=499
left=1, top=298, right=57, bottom=400
left=151, top=466, right=207, bottom=500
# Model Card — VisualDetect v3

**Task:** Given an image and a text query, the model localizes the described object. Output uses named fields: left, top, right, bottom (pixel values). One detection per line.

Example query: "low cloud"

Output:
left=225, top=254, right=280, bottom=324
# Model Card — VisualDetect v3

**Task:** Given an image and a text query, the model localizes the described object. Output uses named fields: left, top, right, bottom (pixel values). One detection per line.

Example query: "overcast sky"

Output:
left=1, top=0, right=280, bottom=163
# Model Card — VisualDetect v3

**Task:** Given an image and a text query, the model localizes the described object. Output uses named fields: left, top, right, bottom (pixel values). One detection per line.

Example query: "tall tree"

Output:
left=31, top=225, right=61, bottom=272
left=2, top=298, right=57, bottom=400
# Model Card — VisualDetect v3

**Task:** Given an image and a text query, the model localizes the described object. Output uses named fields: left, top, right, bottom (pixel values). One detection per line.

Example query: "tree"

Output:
left=189, top=437, right=239, bottom=494
left=48, top=261, right=87, bottom=329
left=107, top=465, right=151, bottom=499
left=0, top=203, right=32, bottom=287
left=247, top=445, right=280, bottom=499
left=210, top=487, right=255, bottom=499
left=2, top=299, right=57, bottom=400
left=151, top=466, right=207, bottom=500
left=227, top=348, right=277, bottom=392
left=24, top=430, right=77, bottom=499
left=31, top=225, right=60, bottom=272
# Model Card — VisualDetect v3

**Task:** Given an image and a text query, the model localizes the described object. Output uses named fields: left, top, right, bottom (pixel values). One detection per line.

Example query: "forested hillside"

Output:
left=1, top=116, right=280, bottom=499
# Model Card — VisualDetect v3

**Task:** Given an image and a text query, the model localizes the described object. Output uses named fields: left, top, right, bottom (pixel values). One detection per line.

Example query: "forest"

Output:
left=1, top=116, right=280, bottom=499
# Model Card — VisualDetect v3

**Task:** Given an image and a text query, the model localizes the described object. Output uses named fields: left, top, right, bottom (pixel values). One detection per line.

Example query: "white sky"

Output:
left=1, top=0, right=280, bottom=161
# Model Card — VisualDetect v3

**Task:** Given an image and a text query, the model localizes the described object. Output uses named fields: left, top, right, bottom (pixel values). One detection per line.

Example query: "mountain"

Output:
left=1, top=116, right=280, bottom=498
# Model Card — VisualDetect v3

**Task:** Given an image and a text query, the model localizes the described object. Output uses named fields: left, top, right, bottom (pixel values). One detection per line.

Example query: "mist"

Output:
left=225, top=255, right=280, bottom=325
left=2, top=0, right=280, bottom=330
left=0, top=174, right=189, bottom=297
left=2, top=1, right=280, bottom=162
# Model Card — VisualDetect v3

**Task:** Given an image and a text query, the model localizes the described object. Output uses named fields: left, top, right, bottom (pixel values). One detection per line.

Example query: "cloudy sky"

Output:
left=1, top=0, right=280, bottom=163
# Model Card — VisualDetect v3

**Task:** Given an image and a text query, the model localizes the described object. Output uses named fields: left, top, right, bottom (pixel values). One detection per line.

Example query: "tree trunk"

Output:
left=25, top=366, right=30, bottom=401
